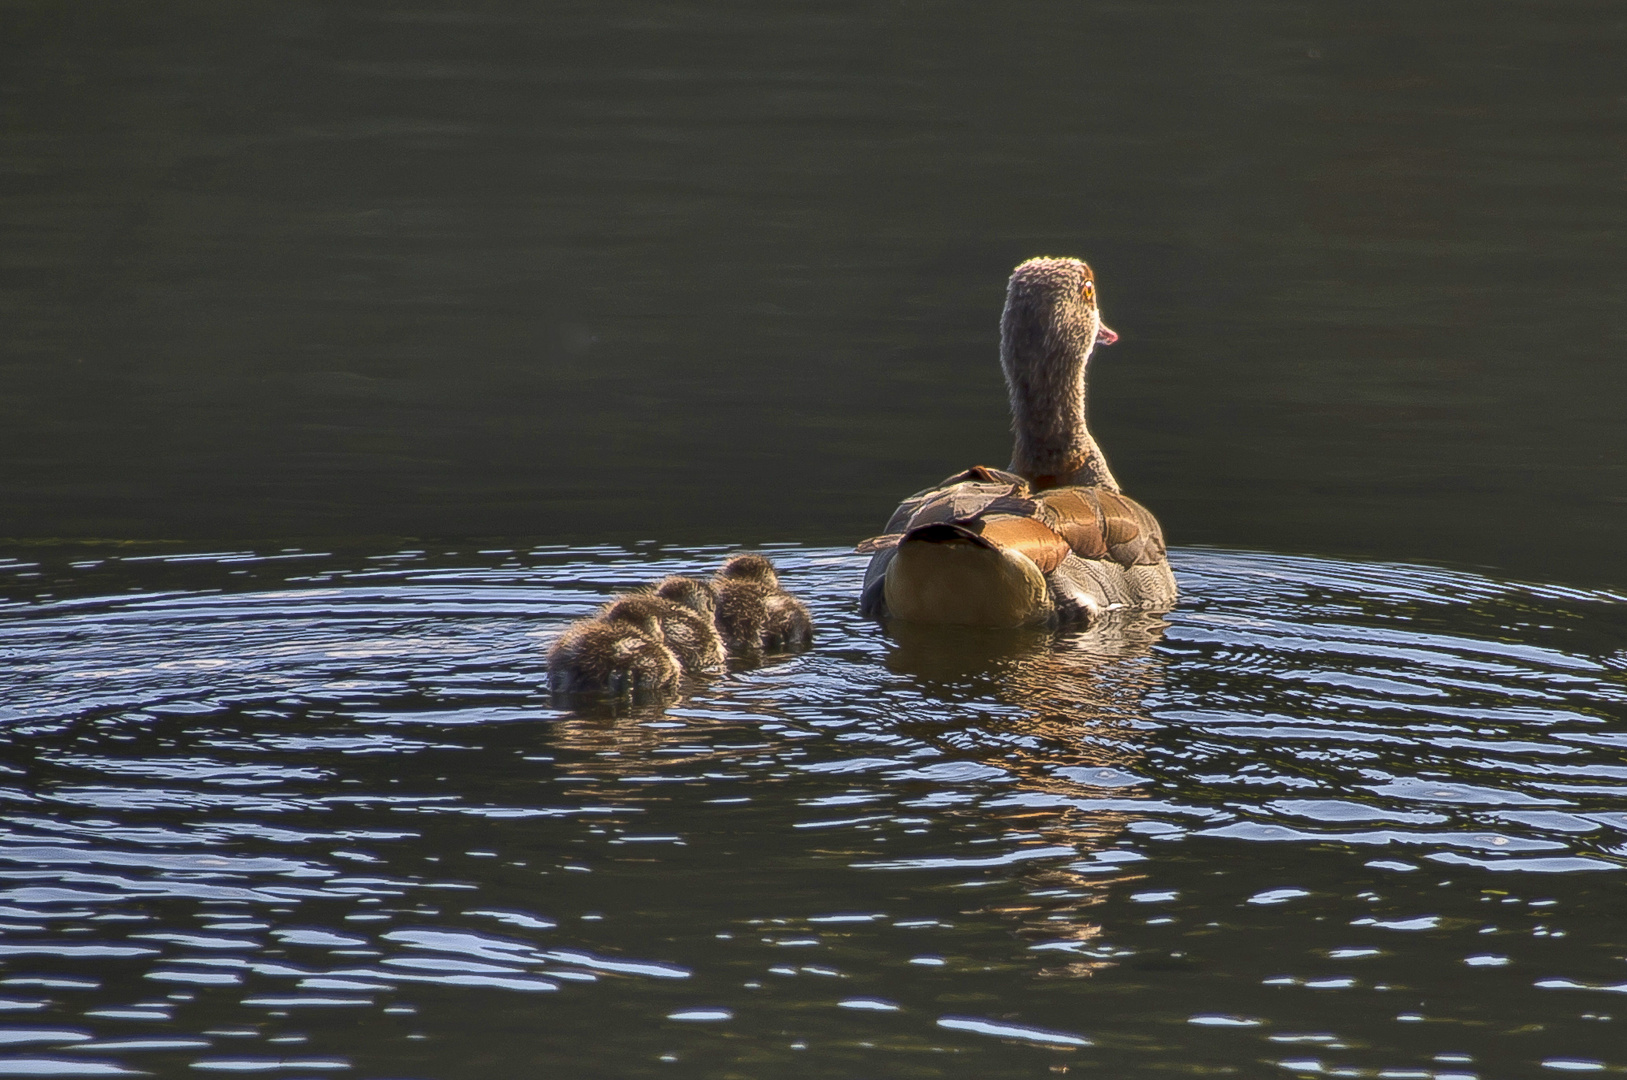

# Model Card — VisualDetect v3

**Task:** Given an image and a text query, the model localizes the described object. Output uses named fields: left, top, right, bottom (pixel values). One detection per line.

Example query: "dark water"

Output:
left=1, top=0, right=1623, bottom=585
left=1, top=545, right=1625, bottom=1078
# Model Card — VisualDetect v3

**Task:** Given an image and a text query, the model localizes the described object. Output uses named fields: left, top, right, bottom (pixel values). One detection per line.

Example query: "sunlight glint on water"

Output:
left=0, top=545, right=1624, bottom=1078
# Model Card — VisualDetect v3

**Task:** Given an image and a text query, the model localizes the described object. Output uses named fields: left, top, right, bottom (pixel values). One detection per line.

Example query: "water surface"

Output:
left=1, top=545, right=1624, bottom=1077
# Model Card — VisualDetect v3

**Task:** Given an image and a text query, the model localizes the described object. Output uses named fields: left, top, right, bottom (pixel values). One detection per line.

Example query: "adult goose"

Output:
left=857, top=257, right=1176, bottom=627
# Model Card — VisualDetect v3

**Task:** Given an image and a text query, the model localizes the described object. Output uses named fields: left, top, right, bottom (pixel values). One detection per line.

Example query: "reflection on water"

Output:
left=0, top=543, right=1624, bottom=1077
left=884, top=616, right=1169, bottom=967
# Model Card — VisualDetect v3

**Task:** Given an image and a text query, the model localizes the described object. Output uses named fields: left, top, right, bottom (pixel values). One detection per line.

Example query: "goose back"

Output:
left=858, top=466, right=1175, bottom=627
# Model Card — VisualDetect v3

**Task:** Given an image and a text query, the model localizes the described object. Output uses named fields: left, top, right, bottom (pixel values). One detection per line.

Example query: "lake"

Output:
left=1, top=1, right=1625, bottom=1077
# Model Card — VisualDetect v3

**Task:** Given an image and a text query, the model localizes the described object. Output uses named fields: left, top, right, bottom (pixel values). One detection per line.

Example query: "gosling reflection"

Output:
left=545, top=680, right=790, bottom=781
left=546, top=696, right=682, bottom=760
left=885, top=612, right=1169, bottom=973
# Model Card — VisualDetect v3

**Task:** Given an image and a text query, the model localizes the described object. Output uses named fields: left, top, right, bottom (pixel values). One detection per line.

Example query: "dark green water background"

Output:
left=2, top=0, right=1622, bottom=586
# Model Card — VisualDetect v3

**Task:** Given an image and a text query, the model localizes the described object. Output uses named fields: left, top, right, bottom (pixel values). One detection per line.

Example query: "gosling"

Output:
left=603, top=591, right=725, bottom=674
left=713, top=553, right=814, bottom=656
left=653, top=574, right=719, bottom=620
left=546, top=600, right=681, bottom=697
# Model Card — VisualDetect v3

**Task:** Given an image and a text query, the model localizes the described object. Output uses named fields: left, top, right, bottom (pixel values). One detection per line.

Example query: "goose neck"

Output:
left=1004, top=349, right=1119, bottom=492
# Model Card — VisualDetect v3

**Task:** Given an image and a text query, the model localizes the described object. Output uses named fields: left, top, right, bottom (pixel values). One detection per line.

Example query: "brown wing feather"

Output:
left=972, top=515, right=1071, bottom=574
left=908, top=483, right=1029, bottom=528
left=1096, top=491, right=1139, bottom=548
left=1036, top=488, right=1108, bottom=558
left=878, top=466, right=1030, bottom=535
left=882, top=492, right=931, bottom=535
left=1037, top=487, right=1167, bottom=567
left=855, top=533, right=903, bottom=554
left=939, top=465, right=1031, bottom=489
left=1094, top=490, right=1167, bottom=566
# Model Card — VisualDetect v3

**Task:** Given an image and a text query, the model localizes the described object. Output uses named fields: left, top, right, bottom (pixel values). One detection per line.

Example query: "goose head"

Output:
left=1000, top=256, right=1120, bottom=491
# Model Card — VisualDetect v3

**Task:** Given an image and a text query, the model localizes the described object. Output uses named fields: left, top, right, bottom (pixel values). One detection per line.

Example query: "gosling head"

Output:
left=601, top=594, right=667, bottom=637
left=653, top=575, right=718, bottom=617
left=717, top=553, right=779, bottom=589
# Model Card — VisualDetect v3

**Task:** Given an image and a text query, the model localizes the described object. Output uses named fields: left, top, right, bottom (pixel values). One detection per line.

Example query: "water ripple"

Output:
left=0, top=544, right=1622, bottom=1075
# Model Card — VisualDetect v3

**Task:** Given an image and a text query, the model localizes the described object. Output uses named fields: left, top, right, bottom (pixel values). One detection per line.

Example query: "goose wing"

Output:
left=857, top=469, right=1170, bottom=622
left=1035, top=487, right=1168, bottom=567
left=859, top=469, right=1164, bottom=571
left=862, top=465, right=1033, bottom=541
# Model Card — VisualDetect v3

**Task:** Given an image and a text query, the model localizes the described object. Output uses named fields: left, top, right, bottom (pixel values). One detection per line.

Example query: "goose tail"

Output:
left=858, top=519, right=1063, bottom=628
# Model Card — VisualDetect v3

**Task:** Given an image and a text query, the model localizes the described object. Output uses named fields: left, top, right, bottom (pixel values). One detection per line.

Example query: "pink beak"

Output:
left=1096, top=322, right=1119, bottom=346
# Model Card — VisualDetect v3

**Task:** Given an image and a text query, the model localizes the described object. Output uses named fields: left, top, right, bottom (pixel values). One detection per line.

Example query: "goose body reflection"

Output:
left=880, top=611, right=1173, bottom=970
left=860, top=257, right=1176, bottom=627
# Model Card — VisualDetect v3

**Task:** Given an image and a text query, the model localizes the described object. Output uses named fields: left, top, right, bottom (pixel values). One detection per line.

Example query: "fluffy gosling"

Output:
left=604, top=591, right=725, bottom=674
left=546, top=601, right=681, bottom=697
left=653, top=574, right=719, bottom=619
left=713, top=553, right=814, bottom=656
